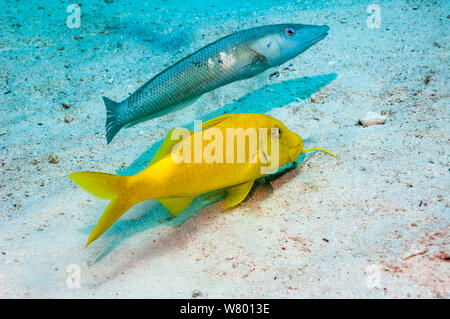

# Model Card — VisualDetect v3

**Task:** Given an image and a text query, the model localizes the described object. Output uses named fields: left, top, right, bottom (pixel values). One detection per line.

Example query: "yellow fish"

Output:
left=68, top=113, right=338, bottom=247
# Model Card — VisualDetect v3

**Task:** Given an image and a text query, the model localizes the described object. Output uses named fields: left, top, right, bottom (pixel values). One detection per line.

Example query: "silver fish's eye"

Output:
left=284, top=27, right=295, bottom=37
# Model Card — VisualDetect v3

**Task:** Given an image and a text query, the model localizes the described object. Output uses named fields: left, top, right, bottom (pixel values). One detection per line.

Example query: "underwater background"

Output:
left=0, top=0, right=448, bottom=298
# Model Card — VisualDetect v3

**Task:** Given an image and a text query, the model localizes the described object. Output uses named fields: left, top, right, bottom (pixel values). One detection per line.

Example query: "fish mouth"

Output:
left=289, top=144, right=303, bottom=161
left=304, top=25, right=329, bottom=46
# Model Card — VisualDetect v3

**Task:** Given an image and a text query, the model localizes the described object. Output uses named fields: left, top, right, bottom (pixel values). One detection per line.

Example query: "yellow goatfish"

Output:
left=68, top=113, right=338, bottom=247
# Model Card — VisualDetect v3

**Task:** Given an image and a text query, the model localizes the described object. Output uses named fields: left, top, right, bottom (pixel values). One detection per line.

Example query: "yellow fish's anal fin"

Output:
left=199, top=114, right=236, bottom=130
left=223, top=180, right=255, bottom=209
left=150, top=127, right=193, bottom=166
left=302, top=147, right=340, bottom=159
left=157, top=196, right=195, bottom=216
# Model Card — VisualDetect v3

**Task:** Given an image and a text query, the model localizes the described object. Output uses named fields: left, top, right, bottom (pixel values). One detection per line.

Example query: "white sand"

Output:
left=0, top=0, right=448, bottom=298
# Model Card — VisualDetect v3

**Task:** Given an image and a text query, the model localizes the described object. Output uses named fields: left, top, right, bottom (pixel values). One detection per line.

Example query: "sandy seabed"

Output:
left=0, top=0, right=448, bottom=298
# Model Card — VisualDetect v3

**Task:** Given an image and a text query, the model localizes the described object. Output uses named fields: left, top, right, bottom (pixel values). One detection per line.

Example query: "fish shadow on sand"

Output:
left=83, top=73, right=337, bottom=264
left=80, top=191, right=224, bottom=264
left=84, top=154, right=319, bottom=288
left=82, top=159, right=306, bottom=265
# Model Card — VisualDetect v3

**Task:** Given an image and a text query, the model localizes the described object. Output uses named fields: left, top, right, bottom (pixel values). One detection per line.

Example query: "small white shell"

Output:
left=358, top=112, right=387, bottom=127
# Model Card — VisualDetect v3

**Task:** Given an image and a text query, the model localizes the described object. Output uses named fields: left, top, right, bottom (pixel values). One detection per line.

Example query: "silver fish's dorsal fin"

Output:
left=200, top=113, right=236, bottom=130
left=157, top=196, right=196, bottom=216
left=149, top=127, right=193, bottom=166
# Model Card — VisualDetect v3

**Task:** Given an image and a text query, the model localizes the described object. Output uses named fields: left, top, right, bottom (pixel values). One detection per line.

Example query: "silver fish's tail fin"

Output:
left=103, top=96, right=123, bottom=144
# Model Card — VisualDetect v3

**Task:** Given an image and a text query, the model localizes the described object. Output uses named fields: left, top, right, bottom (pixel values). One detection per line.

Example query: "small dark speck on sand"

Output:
left=269, top=71, right=280, bottom=79
left=192, top=290, right=203, bottom=298
left=64, top=116, right=74, bottom=123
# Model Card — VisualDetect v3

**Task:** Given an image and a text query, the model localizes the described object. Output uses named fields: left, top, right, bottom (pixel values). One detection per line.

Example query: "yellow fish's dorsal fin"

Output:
left=302, top=147, right=340, bottom=159
left=223, top=180, right=255, bottom=209
left=199, top=114, right=236, bottom=130
left=149, top=127, right=193, bottom=166
left=157, top=196, right=196, bottom=216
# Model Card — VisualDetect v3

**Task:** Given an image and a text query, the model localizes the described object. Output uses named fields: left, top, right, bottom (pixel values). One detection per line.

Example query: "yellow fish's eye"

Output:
left=271, top=126, right=281, bottom=138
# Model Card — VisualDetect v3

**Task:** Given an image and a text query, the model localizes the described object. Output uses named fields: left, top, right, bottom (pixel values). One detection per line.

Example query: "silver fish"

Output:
left=103, top=24, right=329, bottom=143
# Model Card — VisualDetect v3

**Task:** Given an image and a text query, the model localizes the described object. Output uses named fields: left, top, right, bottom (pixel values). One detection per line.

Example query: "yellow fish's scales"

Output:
left=68, top=113, right=338, bottom=247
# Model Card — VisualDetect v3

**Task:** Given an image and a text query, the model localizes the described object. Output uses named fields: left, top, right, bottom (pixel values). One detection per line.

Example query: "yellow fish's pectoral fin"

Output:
left=149, top=127, right=193, bottom=166
left=68, top=171, right=135, bottom=247
left=223, top=180, right=255, bottom=209
left=199, top=114, right=236, bottom=130
left=302, top=147, right=340, bottom=159
left=157, top=196, right=196, bottom=216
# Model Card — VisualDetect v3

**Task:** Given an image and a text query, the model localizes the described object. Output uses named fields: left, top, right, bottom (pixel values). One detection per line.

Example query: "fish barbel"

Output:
left=104, top=24, right=330, bottom=143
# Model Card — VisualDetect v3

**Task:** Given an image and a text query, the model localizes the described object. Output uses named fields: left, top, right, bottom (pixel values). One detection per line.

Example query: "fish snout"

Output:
left=289, top=144, right=303, bottom=162
left=287, top=133, right=304, bottom=161
left=305, top=24, right=329, bottom=45
left=320, top=25, right=330, bottom=33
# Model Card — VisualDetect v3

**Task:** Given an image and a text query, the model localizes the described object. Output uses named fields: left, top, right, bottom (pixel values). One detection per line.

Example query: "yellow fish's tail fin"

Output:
left=68, top=172, right=135, bottom=247
left=302, top=147, right=340, bottom=159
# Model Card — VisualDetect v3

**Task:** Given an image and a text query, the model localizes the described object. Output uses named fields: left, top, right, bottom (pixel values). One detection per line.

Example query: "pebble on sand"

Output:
left=358, top=112, right=387, bottom=127
left=49, top=155, right=59, bottom=164
left=64, top=116, right=74, bottom=123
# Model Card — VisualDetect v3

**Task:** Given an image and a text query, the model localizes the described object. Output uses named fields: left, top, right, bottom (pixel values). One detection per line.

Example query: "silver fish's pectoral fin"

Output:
left=223, top=180, right=255, bottom=209
left=238, top=49, right=271, bottom=78
left=157, top=196, right=196, bottom=216
left=249, top=49, right=270, bottom=64
left=149, top=127, right=193, bottom=166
